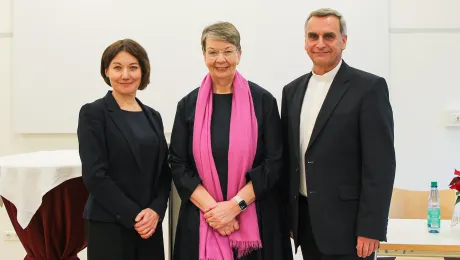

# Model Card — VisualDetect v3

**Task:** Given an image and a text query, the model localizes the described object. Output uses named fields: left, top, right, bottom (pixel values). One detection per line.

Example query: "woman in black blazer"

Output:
left=169, top=22, right=293, bottom=260
left=77, top=39, right=172, bottom=260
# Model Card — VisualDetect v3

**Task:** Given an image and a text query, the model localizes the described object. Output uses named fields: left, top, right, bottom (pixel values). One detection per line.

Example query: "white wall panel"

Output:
left=390, top=33, right=460, bottom=190
left=390, top=0, right=460, bottom=29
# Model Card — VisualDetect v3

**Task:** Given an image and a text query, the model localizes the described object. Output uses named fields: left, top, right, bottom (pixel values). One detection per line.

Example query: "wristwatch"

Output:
left=233, top=196, right=248, bottom=211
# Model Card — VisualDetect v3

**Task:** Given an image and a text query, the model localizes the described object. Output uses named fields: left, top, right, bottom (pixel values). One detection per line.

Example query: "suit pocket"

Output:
left=339, top=185, right=360, bottom=200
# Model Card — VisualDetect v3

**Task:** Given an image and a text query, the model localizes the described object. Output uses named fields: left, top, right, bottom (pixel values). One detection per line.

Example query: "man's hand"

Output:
left=134, top=208, right=160, bottom=239
left=356, top=236, right=379, bottom=258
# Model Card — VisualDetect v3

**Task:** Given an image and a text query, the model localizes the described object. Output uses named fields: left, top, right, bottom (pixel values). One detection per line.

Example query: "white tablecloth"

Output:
left=0, top=150, right=82, bottom=228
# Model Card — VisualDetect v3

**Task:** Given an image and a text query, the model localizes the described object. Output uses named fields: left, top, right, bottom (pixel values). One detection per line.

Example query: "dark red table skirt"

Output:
left=2, top=177, right=88, bottom=260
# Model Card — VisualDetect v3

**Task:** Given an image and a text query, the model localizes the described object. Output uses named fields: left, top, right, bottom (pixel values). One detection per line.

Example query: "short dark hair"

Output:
left=100, top=39, right=151, bottom=90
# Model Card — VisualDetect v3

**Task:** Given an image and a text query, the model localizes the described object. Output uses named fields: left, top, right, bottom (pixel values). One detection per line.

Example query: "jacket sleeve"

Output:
left=148, top=110, right=173, bottom=221
left=77, top=103, right=142, bottom=229
left=168, top=100, right=202, bottom=201
left=246, top=95, right=284, bottom=200
left=356, top=77, right=396, bottom=241
left=280, top=86, right=291, bottom=221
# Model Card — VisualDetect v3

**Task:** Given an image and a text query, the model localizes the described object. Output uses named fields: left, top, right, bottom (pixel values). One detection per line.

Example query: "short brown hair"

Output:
left=201, top=22, right=241, bottom=52
left=100, top=39, right=151, bottom=90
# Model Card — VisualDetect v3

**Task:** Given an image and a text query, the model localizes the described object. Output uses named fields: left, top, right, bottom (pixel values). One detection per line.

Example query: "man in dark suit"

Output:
left=281, top=8, right=396, bottom=259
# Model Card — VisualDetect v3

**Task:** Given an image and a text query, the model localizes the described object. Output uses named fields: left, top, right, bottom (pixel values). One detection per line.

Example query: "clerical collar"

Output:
left=311, top=59, right=342, bottom=82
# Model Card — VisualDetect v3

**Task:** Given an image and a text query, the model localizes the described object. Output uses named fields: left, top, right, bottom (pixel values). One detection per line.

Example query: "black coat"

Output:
left=281, top=61, right=396, bottom=255
left=169, top=82, right=293, bottom=260
left=77, top=91, right=172, bottom=229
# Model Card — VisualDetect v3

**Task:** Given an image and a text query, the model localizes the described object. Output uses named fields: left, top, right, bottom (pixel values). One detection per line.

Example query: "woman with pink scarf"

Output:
left=169, top=22, right=293, bottom=260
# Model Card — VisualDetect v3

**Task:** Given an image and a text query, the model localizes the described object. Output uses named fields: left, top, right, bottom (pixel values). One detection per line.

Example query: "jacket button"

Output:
left=116, top=215, right=121, bottom=219
left=295, top=167, right=299, bottom=172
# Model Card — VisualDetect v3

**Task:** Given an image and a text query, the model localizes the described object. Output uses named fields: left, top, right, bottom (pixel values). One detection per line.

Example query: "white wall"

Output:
left=2, top=0, right=460, bottom=259
left=0, top=3, right=74, bottom=260
left=11, top=0, right=389, bottom=134
left=389, top=0, right=460, bottom=190
left=0, top=0, right=81, bottom=258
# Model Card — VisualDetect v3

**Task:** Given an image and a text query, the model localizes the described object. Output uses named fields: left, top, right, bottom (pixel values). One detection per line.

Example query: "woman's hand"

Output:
left=134, top=208, right=160, bottom=239
left=216, top=219, right=240, bottom=236
left=204, top=200, right=241, bottom=230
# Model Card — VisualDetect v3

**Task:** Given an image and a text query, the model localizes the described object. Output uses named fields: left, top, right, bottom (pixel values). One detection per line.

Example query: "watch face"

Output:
left=239, top=201, right=248, bottom=210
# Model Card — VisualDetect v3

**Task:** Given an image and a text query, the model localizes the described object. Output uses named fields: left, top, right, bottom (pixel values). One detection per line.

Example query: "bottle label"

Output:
left=428, top=208, right=441, bottom=228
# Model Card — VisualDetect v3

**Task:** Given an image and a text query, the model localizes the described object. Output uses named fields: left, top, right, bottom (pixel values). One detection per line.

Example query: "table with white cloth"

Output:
left=0, top=149, right=171, bottom=260
left=0, top=150, right=88, bottom=260
left=377, top=219, right=460, bottom=258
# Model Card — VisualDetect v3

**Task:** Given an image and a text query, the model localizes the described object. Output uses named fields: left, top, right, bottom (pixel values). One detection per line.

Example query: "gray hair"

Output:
left=201, top=22, right=241, bottom=52
left=305, top=8, right=347, bottom=36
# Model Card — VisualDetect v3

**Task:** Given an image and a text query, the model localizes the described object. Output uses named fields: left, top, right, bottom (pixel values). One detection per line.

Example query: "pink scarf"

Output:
left=193, top=71, right=262, bottom=260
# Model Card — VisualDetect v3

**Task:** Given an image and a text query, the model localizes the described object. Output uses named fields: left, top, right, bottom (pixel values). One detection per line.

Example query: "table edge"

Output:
left=379, top=243, right=460, bottom=252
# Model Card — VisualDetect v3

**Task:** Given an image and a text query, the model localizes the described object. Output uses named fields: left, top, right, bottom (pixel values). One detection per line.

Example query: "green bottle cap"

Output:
left=431, top=181, right=438, bottom=187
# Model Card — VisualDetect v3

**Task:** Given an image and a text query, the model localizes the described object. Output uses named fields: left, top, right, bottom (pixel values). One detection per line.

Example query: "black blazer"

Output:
left=281, top=61, right=396, bottom=255
left=77, top=91, right=172, bottom=229
left=169, top=82, right=293, bottom=260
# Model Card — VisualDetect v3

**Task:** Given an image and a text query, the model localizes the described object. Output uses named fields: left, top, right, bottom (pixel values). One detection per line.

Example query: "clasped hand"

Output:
left=204, top=201, right=241, bottom=236
left=134, top=208, right=160, bottom=239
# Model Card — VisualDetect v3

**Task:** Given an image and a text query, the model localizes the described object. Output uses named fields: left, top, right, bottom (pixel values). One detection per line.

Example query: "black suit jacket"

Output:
left=77, top=91, right=172, bottom=229
left=281, top=61, right=396, bottom=255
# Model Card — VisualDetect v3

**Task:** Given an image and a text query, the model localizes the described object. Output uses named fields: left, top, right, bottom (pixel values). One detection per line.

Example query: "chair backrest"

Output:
left=389, top=188, right=456, bottom=219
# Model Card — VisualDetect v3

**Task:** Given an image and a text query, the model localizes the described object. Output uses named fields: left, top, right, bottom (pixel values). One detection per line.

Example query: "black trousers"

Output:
left=86, top=220, right=165, bottom=260
left=298, top=195, right=375, bottom=260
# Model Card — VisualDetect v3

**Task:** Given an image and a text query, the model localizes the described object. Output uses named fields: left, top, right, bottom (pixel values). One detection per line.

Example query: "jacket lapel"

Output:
left=104, top=91, right=143, bottom=170
left=307, top=63, right=351, bottom=152
left=291, top=73, right=312, bottom=162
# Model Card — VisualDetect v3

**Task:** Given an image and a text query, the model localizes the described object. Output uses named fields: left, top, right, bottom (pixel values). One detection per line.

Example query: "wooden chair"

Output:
left=389, top=188, right=456, bottom=220
left=379, top=188, right=457, bottom=260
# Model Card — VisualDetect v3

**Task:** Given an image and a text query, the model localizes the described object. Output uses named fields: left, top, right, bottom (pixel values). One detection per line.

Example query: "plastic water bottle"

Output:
left=427, top=181, right=441, bottom=233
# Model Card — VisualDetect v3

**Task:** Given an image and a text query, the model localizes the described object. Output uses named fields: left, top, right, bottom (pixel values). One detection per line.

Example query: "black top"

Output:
left=211, top=93, right=232, bottom=199
left=169, top=82, right=293, bottom=260
left=122, top=110, right=159, bottom=190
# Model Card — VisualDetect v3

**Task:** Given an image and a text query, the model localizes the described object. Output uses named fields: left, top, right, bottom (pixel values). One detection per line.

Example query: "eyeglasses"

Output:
left=205, top=49, right=238, bottom=59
